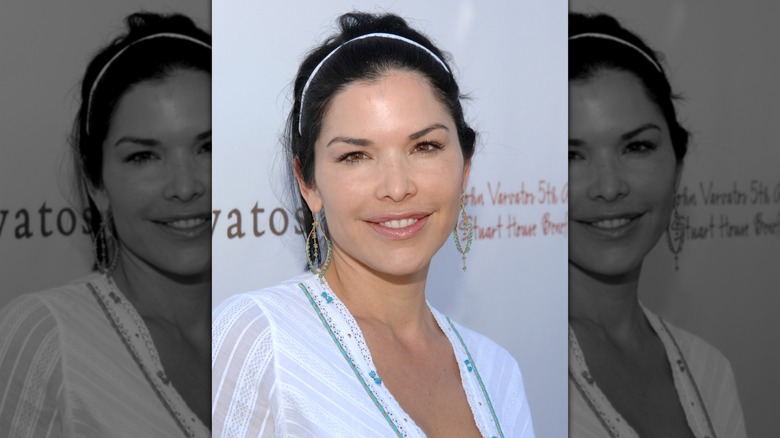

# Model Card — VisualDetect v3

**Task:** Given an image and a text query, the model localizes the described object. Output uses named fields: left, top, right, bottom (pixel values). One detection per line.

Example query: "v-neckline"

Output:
left=88, top=274, right=210, bottom=438
left=299, top=273, right=503, bottom=437
left=568, top=306, right=717, bottom=438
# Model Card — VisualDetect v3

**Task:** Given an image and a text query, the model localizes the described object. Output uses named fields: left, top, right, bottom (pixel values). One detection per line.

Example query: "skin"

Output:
left=568, top=69, right=694, bottom=437
left=297, top=70, right=479, bottom=437
left=90, top=69, right=212, bottom=427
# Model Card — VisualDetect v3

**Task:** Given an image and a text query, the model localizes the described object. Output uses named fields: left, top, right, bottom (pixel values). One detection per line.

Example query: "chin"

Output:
left=151, top=253, right=211, bottom=281
left=570, top=255, right=644, bottom=282
left=364, top=256, right=431, bottom=280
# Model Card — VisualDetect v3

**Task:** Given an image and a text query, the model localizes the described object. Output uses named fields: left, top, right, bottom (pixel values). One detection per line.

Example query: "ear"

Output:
left=460, top=158, right=472, bottom=194
left=294, top=158, right=324, bottom=213
left=86, top=182, right=111, bottom=214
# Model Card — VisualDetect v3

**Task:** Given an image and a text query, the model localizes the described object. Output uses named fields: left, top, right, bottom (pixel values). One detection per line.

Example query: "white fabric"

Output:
left=0, top=273, right=209, bottom=438
left=569, top=307, right=747, bottom=438
left=212, top=272, right=534, bottom=437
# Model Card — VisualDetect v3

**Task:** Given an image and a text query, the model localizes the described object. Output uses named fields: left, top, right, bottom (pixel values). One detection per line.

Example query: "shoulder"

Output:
left=212, top=273, right=318, bottom=358
left=441, top=312, right=522, bottom=372
left=650, top=313, right=733, bottom=373
left=0, top=273, right=104, bottom=335
left=212, top=273, right=315, bottom=329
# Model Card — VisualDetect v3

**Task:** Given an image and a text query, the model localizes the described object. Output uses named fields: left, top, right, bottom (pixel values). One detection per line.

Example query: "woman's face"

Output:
left=93, top=69, right=212, bottom=278
left=299, top=70, right=470, bottom=278
left=568, top=69, right=679, bottom=278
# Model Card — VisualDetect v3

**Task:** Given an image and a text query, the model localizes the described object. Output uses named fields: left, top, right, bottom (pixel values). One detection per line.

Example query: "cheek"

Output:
left=565, top=166, right=589, bottom=209
left=101, top=168, right=156, bottom=217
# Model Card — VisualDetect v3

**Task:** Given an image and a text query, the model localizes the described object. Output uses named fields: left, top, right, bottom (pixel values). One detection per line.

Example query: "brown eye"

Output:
left=124, top=151, right=156, bottom=164
left=337, top=151, right=368, bottom=163
left=625, top=140, right=656, bottom=153
left=414, top=141, right=443, bottom=154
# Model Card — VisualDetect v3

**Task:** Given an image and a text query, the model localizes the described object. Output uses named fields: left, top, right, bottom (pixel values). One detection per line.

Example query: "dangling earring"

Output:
left=452, top=195, right=473, bottom=271
left=306, top=211, right=332, bottom=282
left=665, top=200, right=684, bottom=271
left=93, top=211, right=119, bottom=274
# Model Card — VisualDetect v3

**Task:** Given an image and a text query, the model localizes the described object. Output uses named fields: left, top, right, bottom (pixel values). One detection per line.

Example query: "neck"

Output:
left=110, top=249, right=210, bottom=336
left=323, top=250, right=435, bottom=338
left=568, top=261, right=647, bottom=340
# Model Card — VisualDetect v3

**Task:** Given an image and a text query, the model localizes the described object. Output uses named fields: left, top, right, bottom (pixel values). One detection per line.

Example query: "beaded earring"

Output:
left=306, top=211, right=332, bottom=282
left=665, top=201, right=684, bottom=271
left=94, top=211, right=119, bottom=274
left=452, top=195, right=473, bottom=271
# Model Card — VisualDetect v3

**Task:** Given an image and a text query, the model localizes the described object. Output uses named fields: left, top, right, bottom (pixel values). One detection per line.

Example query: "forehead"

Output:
left=321, top=70, right=452, bottom=133
left=569, top=69, right=667, bottom=138
left=109, top=69, right=211, bottom=133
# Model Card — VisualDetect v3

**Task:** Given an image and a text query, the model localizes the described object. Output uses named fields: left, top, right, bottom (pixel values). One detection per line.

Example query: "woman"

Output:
left=568, top=12, right=746, bottom=437
left=212, top=12, right=534, bottom=438
left=0, top=13, right=211, bottom=437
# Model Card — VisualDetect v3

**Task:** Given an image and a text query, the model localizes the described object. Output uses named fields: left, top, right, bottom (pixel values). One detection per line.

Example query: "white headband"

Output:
left=569, top=32, right=662, bottom=73
left=85, top=33, right=211, bottom=135
left=297, top=32, right=450, bottom=135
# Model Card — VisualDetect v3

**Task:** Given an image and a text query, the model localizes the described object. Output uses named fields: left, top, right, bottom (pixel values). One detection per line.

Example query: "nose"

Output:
left=587, top=154, right=628, bottom=202
left=376, top=154, right=416, bottom=202
left=163, top=153, right=207, bottom=202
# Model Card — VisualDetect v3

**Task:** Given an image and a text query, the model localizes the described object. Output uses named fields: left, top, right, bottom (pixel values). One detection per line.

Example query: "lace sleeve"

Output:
left=212, top=294, right=277, bottom=438
left=0, top=295, right=64, bottom=437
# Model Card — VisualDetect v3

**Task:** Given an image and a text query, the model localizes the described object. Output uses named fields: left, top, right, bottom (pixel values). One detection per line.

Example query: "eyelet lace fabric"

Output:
left=568, top=306, right=747, bottom=438
left=0, top=273, right=209, bottom=437
left=212, top=272, right=535, bottom=437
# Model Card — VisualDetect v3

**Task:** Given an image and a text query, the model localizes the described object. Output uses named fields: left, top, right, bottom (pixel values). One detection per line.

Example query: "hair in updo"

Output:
left=71, top=12, right=211, bottom=268
left=569, top=12, right=689, bottom=162
left=286, top=12, right=476, bottom=266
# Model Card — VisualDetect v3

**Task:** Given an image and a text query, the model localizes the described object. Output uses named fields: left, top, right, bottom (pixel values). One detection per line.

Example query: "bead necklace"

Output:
left=299, top=281, right=504, bottom=437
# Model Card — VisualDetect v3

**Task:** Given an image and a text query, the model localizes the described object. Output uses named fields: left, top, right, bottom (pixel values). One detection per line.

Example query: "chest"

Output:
left=576, top=330, right=696, bottom=438
left=146, top=320, right=211, bottom=428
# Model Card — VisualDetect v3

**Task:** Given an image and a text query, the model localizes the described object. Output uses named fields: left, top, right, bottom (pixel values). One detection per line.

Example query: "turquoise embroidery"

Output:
left=300, top=283, right=402, bottom=437
left=300, top=282, right=504, bottom=437
left=447, top=316, right=504, bottom=438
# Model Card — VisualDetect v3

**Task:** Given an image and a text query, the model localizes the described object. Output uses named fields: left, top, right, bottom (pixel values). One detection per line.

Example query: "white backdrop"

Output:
left=571, top=1, right=780, bottom=435
left=212, top=1, right=568, bottom=436
left=0, top=0, right=209, bottom=305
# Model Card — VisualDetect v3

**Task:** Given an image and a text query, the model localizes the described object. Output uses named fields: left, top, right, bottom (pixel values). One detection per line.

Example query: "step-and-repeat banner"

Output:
left=212, top=1, right=568, bottom=436
left=572, top=1, right=780, bottom=434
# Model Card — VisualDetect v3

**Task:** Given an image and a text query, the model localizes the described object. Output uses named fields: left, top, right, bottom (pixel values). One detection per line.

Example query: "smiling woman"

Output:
left=568, top=12, right=746, bottom=438
left=0, top=12, right=211, bottom=437
left=212, top=12, right=534, bottom=438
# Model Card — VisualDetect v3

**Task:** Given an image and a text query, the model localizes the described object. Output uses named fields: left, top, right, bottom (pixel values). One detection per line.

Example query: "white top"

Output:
left=0, top=273, right=210, bottom=438
left=569, top=307, right=747, bottom=438
left=212, top=272, right=535, bottom=437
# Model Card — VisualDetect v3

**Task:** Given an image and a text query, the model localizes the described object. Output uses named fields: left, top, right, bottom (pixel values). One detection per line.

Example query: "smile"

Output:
left=164, top=217, right=208, bottom=230
left=590, top=218, right=631, bottom=229
left=380, top=218, right=419, bottom=229
left=368, top=214, right=429, bottom=240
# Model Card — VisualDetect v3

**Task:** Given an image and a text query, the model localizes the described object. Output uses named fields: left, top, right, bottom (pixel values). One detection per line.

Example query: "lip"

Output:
left=366, top=212, right=430, bottom=240
left=574, top=212, right=644, bottom=239
left=151, top=213, right=210, bottom=239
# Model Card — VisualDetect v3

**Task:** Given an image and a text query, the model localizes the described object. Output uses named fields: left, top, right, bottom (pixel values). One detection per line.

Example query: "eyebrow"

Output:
left=325, top=123, right=449, bottom=147
left=621, top=123, right=661, bottom=140
left=568, top=123, right=662, bottom=147
left=113, top=129, right=212, bottom=147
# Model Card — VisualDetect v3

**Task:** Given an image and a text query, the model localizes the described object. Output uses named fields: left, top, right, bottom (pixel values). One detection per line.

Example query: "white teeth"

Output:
left=166, top=218, right=206, bottom=229
left=591, top=218, right=630, bottom=229
left=380, top=218, right=418, bottom=229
